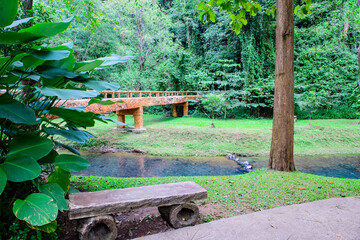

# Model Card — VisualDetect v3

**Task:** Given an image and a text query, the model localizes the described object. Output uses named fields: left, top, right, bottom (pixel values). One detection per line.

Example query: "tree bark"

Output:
left=358, top=1, right=360, bottom=92
left=358, top=46, right=360, bottom=91
left=22, top=0, right=33, bottom=17
left=268, top=0, right=296, bottom=171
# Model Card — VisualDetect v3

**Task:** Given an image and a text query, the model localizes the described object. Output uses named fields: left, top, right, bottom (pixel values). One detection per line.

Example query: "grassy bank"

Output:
left=72, top=170, right=360, bottom=220
left=72, top=114, right=360, bottom=156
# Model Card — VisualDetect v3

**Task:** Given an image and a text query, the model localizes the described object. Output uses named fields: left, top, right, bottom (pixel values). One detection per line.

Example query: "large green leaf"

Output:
left=75, top=60, right=103, bottom=72
left=38, top=149, right=58, bottom=164
left=0, top=32, right=46, bottom=44
left=39, top=183, right=69, bottom=211
left=0, top=56, right=10, bottom=65
left=5, top=17, right=32, bottom=29
left=1, top=155, right=41, bottom=182
left=8, top=136, right=53, bottom=160
left=22, top=55, right=46, bottom=70
left=49, top=107, right=95, bottom=128
left=13, top=193, right=58, bottom=226
left=19, top=17, right=73, bottom=37
left=31, top=50, right=70, bottom=61
left=0, top=168, right=7, bottom=195
left=0, top=74, right=20, bottom=85
left=27, top=221, right=58, bottom=233
left=98, top=54, right=133, bottom=67
left=0, top=93, right=38, bottom=125
left=54, top=154, right=90, bottom=172
left=37, top=66, right=80, bottom=79
left=53, top=141, right=80, bottom=155
left=0, top=0, right=18, bottom=27
left=43, top=127, right=94, bottom=143
left=47, top=167, right=71, bottom=194
left=40, top=87, right=99, bottom=99
left=44, top=46, right=76, bottom=71
left=84, top=80, right=119, bottom=91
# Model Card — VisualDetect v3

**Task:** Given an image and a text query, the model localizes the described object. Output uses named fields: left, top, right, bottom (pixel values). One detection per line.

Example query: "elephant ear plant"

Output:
left=0, top=1, right=131, bottom=233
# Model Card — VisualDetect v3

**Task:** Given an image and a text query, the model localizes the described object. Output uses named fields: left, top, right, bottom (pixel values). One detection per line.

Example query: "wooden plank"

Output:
left=68, top=181, right=207, bottom=220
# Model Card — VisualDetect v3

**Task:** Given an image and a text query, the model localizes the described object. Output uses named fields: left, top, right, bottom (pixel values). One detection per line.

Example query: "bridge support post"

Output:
left=133, top=107, right=143, bottom=129
left=116, top=107, right=145, bottom=131
left=116, top=113, right=126, bottom=128
left=183, top=102, right=189, bottom=116
left=172, top=102, right=189, bottom=117
left=172, top=104, right=178, bottom=117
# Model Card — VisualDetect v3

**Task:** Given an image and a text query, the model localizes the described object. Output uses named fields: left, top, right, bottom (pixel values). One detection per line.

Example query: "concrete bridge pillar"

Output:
left=172, top=102, right=189, bottom=117
left=172, top=104, right=178, bottom=117
left=116, top=107, right=144, bottom=130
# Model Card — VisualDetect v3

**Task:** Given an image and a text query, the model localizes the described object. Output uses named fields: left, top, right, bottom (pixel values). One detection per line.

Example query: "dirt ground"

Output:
left=59, top=203, right=224, bottom=240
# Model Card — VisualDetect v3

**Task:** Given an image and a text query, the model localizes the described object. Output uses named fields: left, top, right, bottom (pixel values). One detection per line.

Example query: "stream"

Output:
left=76, top=152, right=360, bottom=179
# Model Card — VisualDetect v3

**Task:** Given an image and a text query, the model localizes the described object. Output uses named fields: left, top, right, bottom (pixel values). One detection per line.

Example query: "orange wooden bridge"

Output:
left=63, top=91, right=205, bottom=130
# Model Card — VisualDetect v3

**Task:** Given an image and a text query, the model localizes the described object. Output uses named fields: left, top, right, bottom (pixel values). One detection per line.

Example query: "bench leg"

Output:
left=77, top=215, right=117, bottom=240
left=158, top=203, right=199, bottom=229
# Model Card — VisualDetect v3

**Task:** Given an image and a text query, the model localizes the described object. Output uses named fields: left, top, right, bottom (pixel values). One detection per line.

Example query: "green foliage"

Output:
left=198, top=0, right=311, bottom=34
left=0, top=0, right=18, bottom=27
left=0, top=3, right=131, bottom=235
left=8, top=219, right=59, bottom=240
left=33, top=0, right=360, bottom=121
left=200, top=93, right=227, bottom=121
left=13, top=193, right=58, bottom=226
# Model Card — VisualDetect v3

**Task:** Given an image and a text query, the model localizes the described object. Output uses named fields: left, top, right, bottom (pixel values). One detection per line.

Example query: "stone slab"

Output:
left=135, top=197, right=360, bottom=240
left=68, top=181, right=207, bottom=220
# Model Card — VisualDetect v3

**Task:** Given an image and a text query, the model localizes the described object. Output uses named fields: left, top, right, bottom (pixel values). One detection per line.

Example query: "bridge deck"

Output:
left=63, top=91, right=204, bottom=129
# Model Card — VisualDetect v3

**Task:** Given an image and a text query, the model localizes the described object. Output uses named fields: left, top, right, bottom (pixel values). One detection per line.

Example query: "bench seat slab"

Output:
left=69, top=181, right=207, bottom=220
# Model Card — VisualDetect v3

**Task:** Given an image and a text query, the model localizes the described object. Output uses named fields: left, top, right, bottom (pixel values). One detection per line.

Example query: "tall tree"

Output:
left=198, top=0, right=311, bottom=171
left=357, top=0, right=360, bottom=91
left=268, top=0, right=295, bottom=171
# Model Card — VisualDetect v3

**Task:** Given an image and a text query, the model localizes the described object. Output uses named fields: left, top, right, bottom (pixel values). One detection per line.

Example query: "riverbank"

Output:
left=68, top=114, right=360, bottom=157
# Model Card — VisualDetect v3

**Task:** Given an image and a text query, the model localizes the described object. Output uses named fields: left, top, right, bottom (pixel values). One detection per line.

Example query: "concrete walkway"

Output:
left=135, top=197, right=360, bottom=240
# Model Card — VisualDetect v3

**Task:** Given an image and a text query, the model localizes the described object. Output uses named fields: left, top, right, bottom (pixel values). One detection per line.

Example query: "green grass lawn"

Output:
left=74, top=114, right=360, bottom=157
left=73, top=169, right=360, bottom=220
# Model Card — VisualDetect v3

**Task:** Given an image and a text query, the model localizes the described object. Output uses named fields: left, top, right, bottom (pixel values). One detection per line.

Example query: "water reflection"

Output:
left=77, top=153, right=360, bottom=179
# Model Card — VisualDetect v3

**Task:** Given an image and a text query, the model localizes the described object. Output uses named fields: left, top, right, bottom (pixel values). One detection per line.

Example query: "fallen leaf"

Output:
left=329, top=182, right=334, bottom=184
left=270, top=223, right=277, bottom=229
left=212, top=178, right=217, bottom=180
left=223, top=196, right=228, bottom=198
left=298, top=187, right=306, bottom=190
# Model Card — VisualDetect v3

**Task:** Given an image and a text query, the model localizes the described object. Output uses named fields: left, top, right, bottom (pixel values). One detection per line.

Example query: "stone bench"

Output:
left=68, top=181, right=207, bottom=240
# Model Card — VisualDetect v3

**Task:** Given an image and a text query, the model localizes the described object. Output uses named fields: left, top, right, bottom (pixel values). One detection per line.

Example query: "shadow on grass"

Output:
left=143, top=115, right=180, bottom=126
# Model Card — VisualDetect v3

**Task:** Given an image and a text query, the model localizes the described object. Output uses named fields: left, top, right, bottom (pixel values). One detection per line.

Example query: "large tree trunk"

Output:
left=358, top=46, right=360, bottom=91
left=358, top=2, right=360, bottom=92
left=268, top=0, right=296, bottom=171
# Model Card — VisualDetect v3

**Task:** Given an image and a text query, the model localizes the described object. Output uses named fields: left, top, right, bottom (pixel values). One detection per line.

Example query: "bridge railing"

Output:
left=99, top=91, right=207, bottom=99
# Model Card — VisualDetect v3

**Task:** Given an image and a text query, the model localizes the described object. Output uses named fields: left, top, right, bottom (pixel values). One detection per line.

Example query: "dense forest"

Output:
left=16, top=0, right=360, bottom=118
